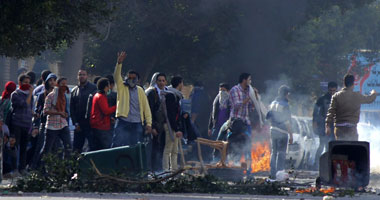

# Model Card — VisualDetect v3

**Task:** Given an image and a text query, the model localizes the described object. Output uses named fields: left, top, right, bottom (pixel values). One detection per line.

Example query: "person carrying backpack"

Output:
left=162, top=76, right=184, bottom=171
left=0, top=81, right=17, bottom=179
left=0, top=81, right=17, bottom=128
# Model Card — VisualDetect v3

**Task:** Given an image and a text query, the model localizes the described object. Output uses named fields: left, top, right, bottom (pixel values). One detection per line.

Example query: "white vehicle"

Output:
left=286, top=116, right=319, bottom=170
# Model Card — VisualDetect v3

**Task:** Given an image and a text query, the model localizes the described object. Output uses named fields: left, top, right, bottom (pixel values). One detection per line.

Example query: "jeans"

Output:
left=43, top=126, right=72, bottom=156
left=73, top=125, right=93, bottom=152
left=92, top=129, right=113, bottom=151
left=270, top=129, right=288, bottom=178
left=151, top=131, right=165, bottom=171
left=30, top=124, right=46, bottom=169
left=315, top=131, right=335, bottom=169
left=162, top=124, right=179, bottom=171
left=112, top=119, right=143, bottom=147
left=12, top=125, right=29, bottom=171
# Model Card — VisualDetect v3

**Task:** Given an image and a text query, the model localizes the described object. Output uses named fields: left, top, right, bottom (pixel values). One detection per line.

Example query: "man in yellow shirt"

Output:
left=112, top=52, right=152, bottom=147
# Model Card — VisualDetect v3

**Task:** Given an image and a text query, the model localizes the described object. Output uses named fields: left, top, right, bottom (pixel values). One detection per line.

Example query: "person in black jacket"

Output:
left=146, top=72, right=168, bottom=171
left=70, top=69, right=97, bottom=152
left=30, top=73, right=57, bottom=169
left=313, top=81, right=337, bottom=169
left=162, top=76, right=184, bottom=171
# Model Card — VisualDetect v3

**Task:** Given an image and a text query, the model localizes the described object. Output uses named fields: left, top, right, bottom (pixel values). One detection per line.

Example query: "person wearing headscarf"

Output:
left=10, top=74, right=34, bottom=175
left=208, top=83, right=231, bottom=140
left=0, top=81, right=17, bottom=125
left=145, top=72, right=160, bottom=93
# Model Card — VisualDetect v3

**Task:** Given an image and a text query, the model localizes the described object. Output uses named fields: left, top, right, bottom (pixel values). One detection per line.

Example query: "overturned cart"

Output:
left=318, top=141, right=370, bottom=188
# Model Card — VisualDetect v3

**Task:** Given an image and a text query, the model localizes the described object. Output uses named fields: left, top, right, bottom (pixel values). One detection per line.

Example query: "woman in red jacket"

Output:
left=90, top=78, right=116, bottom=150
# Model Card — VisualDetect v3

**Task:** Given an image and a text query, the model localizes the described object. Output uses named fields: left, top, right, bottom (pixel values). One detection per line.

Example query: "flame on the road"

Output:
left=250, top=141, right=271, bottom=173
left=295, top=187, right=335, bottom=194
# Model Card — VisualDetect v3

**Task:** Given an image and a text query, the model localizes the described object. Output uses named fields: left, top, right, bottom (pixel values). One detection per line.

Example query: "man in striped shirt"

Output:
left=227, top=73, right=253, bottom=165
left=229, top=73, right=253, bottom=132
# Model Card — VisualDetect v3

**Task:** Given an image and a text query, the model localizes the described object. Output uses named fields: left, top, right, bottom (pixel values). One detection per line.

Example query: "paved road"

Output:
left=1, top=193, right=380, bottom=200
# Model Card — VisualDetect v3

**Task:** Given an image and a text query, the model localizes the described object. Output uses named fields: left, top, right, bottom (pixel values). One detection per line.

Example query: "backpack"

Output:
left=0, top=99, right=13, bottom=128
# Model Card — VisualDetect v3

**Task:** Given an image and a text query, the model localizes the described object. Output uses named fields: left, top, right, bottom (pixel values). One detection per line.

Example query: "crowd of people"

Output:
left=0, top=52, right=377, bottom=180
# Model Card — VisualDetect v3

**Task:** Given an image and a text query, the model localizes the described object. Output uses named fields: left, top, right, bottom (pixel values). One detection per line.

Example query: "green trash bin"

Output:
left=79, top=143, right=147, bottom=177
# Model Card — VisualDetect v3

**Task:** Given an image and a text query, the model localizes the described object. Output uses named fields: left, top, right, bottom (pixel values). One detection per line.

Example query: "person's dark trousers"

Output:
left=3, top=146, right=18, bottom=174
left=43, top=126, right=72, bottom=156
left=111, top=119, right=143, bottom=147
left=151, top=132, right=165, bottom=171
left=27, top=134, right=38, bottom=167
left=270, top=130, right=288, bottom=179
left=315, top=130, right=335, bottom=170
left=73, top=125, right=94, bottom=152
left=144, top=133, right=153, bottom=171
left=210, top=125, right=222, bottom=161
left=92, top=128, right=113, bottom=151
left=213, top=122, right=229, bottom=161
left=12, top=125, right=29, bottom=171
left=30, top=125, right=46, bottom=170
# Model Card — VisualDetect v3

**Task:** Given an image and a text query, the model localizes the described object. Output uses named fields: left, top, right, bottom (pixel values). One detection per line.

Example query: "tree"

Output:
left=285, top=1, right=380, bottom=94
left=0, top=0, right=115, bottom=58
left=84, top=0, right=240, bottom=83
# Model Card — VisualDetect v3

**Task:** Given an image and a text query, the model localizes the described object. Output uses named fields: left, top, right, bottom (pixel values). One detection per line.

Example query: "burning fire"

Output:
left=250, top=141, right=271, bottom=173
left=295, top=187, right=335, bottom=194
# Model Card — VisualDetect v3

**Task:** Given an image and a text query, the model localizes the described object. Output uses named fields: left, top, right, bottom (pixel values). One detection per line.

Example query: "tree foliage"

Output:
left=0, top=0, right=115, bottom=58
left=84, top=0, right=241, bottom=83
left=285, top=1, right=380, bottom=93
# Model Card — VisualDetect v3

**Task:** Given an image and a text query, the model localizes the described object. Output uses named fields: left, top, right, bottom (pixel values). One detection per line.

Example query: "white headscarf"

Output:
left=145, top=72, right=160, bottom=93
left=249, top=85, right=267, bottom=128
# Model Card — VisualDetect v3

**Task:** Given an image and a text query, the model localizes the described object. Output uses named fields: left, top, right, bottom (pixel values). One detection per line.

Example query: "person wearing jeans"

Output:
left=112, top=52, right=152, bottom=147
left=43, top=77, right=72, bottom=156
left=313, top=81, right=337, bottom=169
left=70, top=69, right=97, bottom=152
left=10, top=74, right=34, bottom=174
left=31, top=73, right=57, bottom=169
left=266, top=85, right=293, bottom=179
left=90, top=78, right=116, bottom=150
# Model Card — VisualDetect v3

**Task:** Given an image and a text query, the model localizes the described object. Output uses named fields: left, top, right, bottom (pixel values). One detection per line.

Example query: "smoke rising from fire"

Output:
left=358, top=123, right=380, bottom=173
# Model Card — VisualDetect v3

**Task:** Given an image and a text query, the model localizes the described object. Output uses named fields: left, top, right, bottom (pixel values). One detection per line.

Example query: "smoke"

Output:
left=358, top=123, right=380, bottom=173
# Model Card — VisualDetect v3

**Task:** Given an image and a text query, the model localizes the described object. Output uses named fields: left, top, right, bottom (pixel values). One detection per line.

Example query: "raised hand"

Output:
left=117, top=51, right=127, bottom=64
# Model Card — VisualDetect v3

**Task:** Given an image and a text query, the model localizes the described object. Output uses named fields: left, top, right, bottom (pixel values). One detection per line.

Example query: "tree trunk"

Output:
left=141, top=57, right=158, bottom=85
left=60, top=35, right=85, bottom=85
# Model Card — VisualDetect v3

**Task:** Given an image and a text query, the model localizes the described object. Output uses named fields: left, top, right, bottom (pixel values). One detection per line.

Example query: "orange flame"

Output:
left=320, top=187, right=335, bottom=194
left=295, top=187, right=335, bottom=194
left=250, top=142, right=271, bottom=173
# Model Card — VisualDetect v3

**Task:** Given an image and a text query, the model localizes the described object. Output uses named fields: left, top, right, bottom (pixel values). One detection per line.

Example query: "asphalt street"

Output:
left=1, top=192, right=380, bottom=200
